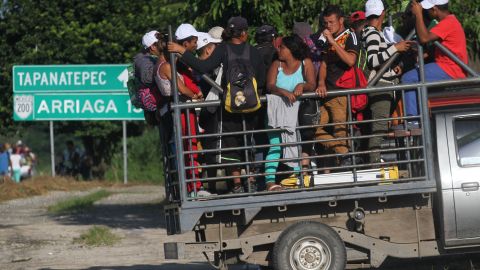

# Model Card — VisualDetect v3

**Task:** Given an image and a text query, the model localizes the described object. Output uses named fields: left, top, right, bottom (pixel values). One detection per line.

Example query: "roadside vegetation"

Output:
left=105, top=127, right=164, bottom=185
left=73, top=225, right=120, bottom=247
left=47, top=189, right=111, bottom=214
left=0, top=176, right=109, bottom=203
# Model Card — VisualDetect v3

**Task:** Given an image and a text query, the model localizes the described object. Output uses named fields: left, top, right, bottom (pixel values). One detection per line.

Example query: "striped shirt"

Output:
left=362, top=26, right=398, bottom=82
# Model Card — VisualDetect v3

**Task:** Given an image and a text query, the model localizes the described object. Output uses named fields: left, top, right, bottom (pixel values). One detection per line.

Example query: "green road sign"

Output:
left=13, top=93, right=144, bottom=121
left=13, top=65, right=129, bottom=93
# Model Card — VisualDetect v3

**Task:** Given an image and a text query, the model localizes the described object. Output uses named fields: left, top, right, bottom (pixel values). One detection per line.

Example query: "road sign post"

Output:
left=50, top=121, right=55, bottom=177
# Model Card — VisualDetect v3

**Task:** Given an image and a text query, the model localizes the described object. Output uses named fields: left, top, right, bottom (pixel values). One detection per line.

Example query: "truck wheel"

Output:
left=272, top=221, right=346, bottom=270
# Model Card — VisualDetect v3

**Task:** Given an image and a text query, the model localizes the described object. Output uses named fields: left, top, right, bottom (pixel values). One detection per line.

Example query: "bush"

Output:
left=104, top=127, right=164, bottom=184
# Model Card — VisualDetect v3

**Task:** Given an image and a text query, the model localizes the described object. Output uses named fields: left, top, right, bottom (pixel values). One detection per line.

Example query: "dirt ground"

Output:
left=0, top=184, right=249, bottom=270
left=1, top=183, right=478, bottom=270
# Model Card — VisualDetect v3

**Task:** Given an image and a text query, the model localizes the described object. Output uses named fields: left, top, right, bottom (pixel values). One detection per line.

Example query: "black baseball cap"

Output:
left=255, top=25, right=277, bottom=37
left=227, top=16, right=248, bottom=31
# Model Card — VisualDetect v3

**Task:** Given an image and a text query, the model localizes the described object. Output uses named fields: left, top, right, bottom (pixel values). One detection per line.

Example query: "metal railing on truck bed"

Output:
left=162, top=36, right=480, bottom=234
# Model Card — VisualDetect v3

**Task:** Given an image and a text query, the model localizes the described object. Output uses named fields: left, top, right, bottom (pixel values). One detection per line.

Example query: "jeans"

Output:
left=402, top=63, right=452, bottom=116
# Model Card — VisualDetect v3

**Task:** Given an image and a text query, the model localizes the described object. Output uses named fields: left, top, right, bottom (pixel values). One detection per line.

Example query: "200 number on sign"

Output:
left=13, top=93, right=144, bottom=121
left=14, top=95, right=34, bottom=120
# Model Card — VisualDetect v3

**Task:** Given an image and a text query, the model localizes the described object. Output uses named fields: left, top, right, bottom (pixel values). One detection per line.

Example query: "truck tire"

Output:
left=272, top=221, right=346, bottom=270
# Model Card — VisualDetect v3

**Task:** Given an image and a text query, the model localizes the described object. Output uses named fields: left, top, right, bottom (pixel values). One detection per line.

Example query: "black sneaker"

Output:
left=340, top=157, right=353, bottom=166
left=340, top=156, right=363, bottom=166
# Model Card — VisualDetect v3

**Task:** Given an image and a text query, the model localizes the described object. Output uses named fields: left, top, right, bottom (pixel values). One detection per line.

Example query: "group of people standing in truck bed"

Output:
left=133, top=0, right=467, bottom=196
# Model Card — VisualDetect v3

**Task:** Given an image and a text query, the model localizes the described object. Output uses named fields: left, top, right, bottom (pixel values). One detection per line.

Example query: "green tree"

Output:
left=0, top=0, right=185, bottom=174
left=184, top=0, right=480, bottom=58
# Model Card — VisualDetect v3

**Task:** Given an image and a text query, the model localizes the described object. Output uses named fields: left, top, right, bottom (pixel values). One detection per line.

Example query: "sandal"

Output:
left=266, top=184, right=283, bottom=192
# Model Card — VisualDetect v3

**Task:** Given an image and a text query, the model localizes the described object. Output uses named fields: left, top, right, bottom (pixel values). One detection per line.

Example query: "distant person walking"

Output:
left=0, top=144, right=12, bottom=182
left=63, top=140, right=82, bottom=177
left=10, top=147, right=22, bottom=183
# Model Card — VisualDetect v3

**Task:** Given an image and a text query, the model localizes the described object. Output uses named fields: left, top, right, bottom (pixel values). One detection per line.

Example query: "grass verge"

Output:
left=73, top=225, right=120, bottom=247
left=0, top=176, right=110, bottom=203
left=48, top=189, right=111, bottom=214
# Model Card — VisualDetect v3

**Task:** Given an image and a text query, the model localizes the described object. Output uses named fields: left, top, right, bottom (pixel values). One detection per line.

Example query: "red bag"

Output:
left=335, top=66, right=368, bottom=114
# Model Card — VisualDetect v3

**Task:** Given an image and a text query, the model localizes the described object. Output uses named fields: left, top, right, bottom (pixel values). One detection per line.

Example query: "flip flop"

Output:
left=267, top=184, right=284, bottom=192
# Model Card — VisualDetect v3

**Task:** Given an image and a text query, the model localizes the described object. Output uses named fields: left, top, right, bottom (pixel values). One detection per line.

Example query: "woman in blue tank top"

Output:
left=265, top=35, right=316, bottom=191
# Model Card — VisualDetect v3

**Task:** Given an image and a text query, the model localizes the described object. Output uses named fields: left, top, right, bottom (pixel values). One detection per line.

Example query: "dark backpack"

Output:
left=127, top=62, right=143, bottom=109
left=224, top=45, right=261, bottom=113
left=127, top=55, right=160, bottom=112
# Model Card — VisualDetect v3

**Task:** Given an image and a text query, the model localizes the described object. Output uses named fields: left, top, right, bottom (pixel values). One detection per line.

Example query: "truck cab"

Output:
left=432, top=92, right=480, bottom=248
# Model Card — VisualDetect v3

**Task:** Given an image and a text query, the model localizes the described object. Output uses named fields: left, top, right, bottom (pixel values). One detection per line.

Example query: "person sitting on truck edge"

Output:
left=402, top=0, right=468, bottom=127
left=265, top=35, right=316, bottom=191
left=314, top=5, right=360, bottom=167
left=362, top=0, right=412, bottom=163
left=168, top=16, right=266, bottom=194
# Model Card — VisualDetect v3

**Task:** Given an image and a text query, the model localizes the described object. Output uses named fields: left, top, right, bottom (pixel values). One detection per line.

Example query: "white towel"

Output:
left=383, top=26, right=403, bottom=45
left=205, top=65, right=223, bottom=113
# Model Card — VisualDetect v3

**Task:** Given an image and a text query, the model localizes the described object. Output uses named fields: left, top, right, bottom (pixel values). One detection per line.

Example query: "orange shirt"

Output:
left=430, top=15, right=468, bottom=79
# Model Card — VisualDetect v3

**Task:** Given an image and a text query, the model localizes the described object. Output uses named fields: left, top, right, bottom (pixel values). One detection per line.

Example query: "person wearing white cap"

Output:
left=401, top=0, right=467, bottom=122
left=362, top=0, right=413, bottom=163
left=175, top=23, right=200, bottom=53
left=132, top=30, right=162, bottom=115
left=196, top=32, right=222, bottom=60
left=208, top=26, right=224, bottom=41
left=173, top=23, right=203, bottom=102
